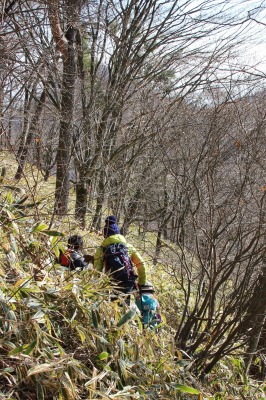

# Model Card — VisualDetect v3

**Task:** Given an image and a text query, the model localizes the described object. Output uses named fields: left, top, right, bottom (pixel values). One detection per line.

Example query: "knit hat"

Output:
left=140, top=281, right=155, bottom=293
left=68, top=235, right=83, bottom=249
left=103, top=215, right=120, bottom=237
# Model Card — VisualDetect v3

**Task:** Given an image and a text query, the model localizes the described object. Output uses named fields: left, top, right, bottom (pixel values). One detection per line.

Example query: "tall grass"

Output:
left=0, top=164, right=265, bottom=399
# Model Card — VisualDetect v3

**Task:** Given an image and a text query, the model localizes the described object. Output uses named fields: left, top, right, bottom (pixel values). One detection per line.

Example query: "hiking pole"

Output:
left=138, top=285, right=145, bottom=329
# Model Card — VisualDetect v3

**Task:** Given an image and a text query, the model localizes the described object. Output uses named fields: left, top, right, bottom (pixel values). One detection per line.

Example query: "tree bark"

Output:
left=48, top=0, right=81, bottom=214
left=121, top=189, right=141, bottom=235
left=243, top=268, right=266, bottom=374
left=75, top=167, right=89, bottom=227
left=15, top=88, right=46, bottom=180
left=92, top=169, right=106, bottom=230
left=54, top=37, right=76, bottom=214
left=0, top=82, right=4, bottom=149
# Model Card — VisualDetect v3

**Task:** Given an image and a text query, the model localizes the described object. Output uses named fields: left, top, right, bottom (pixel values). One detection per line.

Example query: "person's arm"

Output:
left=70, top=251, right=87, bottom=270
left=93, top=246, right=104, bottom=272
left=127, top=244, right=146, bottom=285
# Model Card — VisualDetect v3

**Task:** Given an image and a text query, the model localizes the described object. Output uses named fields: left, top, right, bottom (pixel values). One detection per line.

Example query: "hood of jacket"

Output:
left=101, top=234, right=127, bottom=247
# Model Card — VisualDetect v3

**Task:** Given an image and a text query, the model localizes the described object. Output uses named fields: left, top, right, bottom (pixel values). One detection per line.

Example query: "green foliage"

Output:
left=0, top=170, right=264, bottom=399
left=116, top=305, right=137, bottom=327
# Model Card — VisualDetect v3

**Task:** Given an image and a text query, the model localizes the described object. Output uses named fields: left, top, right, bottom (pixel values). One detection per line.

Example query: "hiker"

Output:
left=59, top=235, right=91, bottom=270
left=136, top=281, right=162, bottom=328
left=93, top=215, right=147, bottom=305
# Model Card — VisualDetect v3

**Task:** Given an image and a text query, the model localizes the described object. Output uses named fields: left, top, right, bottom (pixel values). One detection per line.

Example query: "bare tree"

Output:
left=70, top=0, right=255, bottom=227
left=47, top=0, right=82, bottom=214
left=149, top=87, right=266, bottom=375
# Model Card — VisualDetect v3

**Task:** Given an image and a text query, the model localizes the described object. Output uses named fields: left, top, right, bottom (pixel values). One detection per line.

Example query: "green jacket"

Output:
left=93, top=234, right=146, bottom=285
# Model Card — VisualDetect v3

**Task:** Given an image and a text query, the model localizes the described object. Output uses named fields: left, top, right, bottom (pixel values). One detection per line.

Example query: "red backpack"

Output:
left=59, top=249, right=72, bottom=267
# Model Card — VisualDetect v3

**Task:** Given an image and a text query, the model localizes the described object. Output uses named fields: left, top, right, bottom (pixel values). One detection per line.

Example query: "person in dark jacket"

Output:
left=60, top=235, right=88, bottom=270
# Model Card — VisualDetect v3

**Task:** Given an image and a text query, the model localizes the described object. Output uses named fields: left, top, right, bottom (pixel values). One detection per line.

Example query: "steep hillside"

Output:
left=0, top=154, right=265, bottom=399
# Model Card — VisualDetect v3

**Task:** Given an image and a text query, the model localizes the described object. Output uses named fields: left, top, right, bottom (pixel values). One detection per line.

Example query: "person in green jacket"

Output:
left=94, top=215, right=146, bottom=304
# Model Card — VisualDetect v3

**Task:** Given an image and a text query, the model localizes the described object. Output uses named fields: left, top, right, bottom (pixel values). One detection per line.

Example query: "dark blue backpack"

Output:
left=103, top=243, right=135, bottom=287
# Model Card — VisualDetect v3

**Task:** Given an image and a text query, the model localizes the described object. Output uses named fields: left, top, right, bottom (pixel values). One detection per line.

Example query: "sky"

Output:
left=238, top=1, right=266, bottom=73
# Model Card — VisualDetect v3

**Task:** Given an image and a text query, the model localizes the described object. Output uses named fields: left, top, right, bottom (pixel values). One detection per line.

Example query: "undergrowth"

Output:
left=0, top=158, right=265, bottom=399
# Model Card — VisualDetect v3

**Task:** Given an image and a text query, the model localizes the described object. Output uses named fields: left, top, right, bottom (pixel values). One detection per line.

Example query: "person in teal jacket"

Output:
left=136, top=281, right=162, bottom=328
left=94, top=215, right=146, bottom=304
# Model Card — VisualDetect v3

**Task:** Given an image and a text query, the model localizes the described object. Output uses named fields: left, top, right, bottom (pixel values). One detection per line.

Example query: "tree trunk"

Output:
left=14, top=81, right=32, bottom=178
left=245, top=315, right=266, bottom=375
left=53, top=8, right=81, bottom=213
left=75, top=182, right=88, bottom=227
left=0, top=82, right=4, bottom=150
left=92, top=169, right=106, bottom=230
left=121, top=189, right=141, bottom=235
left=48, top=0, right=80, bottom=215
left=15, top=88, right=46, bottom=180
left=244, top=267, right=266, bottom=374
left=153, top=228, right=162, bottom=265
left=75, top=167, right=89, bottom=227
left=54, top=42, right=76, bottom=214
left=153, top=186, right=169, bottom=264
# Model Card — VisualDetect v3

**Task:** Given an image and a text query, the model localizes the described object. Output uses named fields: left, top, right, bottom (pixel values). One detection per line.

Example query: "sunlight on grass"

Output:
left=0, top=155, right=264, bottom=399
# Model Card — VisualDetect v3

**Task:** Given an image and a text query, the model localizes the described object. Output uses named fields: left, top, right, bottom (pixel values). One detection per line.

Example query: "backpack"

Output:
left=136, top=294, right=162, bottom=327
left=103, top=242, right=135, bottom=286
left=58, top=249, right=74, bottom=269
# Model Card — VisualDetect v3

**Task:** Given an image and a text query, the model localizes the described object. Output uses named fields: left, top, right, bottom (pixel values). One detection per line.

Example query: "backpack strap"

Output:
left=102, top=242, right=135, bottom=284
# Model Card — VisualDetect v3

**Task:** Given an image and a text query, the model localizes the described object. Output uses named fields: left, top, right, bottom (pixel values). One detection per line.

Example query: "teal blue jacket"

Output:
left=136, top=294, right=161, bottom=326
